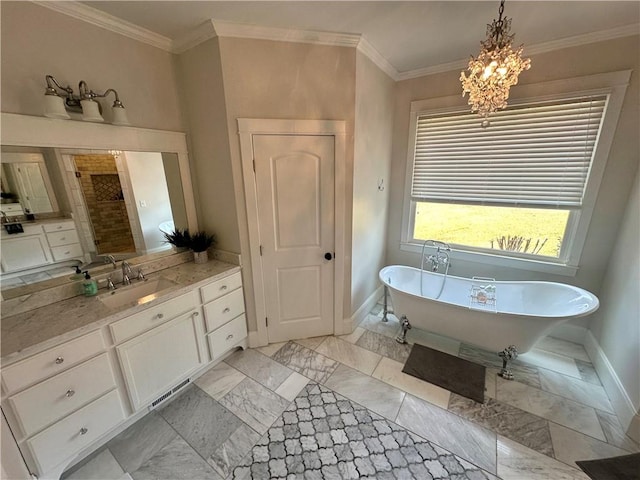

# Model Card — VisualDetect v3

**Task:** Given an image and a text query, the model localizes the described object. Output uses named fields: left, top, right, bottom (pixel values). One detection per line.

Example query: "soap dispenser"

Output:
left=82, top=271, right=98, bottom=297
left=70, top=265, right=84, bottom=294
left=69, top=265, right=83, bottom=281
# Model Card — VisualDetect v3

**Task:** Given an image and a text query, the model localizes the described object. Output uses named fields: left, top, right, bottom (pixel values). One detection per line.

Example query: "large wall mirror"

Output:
left=1, top=113, right=198, bottom=292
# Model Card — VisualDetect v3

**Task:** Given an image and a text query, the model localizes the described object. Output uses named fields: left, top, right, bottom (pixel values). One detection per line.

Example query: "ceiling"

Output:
left=77, top=1, right=639, bottom=76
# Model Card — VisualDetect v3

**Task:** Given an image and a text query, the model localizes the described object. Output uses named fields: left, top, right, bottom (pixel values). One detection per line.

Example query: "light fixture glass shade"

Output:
left=81, top=98, right=104, bottom=122
left=460, top=1, right=530, bottom=126
left=44, top=94, right=70, bottom=119
left=111, top=105, right=130, bottom=126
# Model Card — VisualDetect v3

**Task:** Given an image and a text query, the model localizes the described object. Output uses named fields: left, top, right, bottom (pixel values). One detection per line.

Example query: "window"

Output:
left=401, top=72, right=630, bottom=274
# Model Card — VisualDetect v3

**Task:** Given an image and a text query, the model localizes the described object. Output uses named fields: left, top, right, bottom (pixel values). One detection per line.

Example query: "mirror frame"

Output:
left=1, top=113, right=198, bottom=232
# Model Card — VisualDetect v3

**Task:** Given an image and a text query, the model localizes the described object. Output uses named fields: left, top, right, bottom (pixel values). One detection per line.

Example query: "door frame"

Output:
left=238, top=119, right=347, bottom=346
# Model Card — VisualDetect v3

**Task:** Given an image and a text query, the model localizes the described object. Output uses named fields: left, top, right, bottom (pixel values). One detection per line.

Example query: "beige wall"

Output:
left=1, top=2, right=184, bottom=131
left=351, top=51, right=395, bottom=316
left=177, top=37, right=237, bottom=251
left=589, top=171, right=639, bottom=437
left=386, top=36, right=640, bottom=303
left=210, top=37, right=356, bottom=332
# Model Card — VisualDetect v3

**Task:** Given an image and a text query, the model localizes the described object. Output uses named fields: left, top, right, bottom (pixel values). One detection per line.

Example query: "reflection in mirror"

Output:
left=1, top=147, right=189, bottom=290
left=1, top=150, right=60, bottom=215
left=69, top=151, right=187, bottom=256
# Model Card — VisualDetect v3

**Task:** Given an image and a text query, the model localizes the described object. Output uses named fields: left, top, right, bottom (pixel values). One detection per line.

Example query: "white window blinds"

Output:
left=411, top=95, right=608, bottom=208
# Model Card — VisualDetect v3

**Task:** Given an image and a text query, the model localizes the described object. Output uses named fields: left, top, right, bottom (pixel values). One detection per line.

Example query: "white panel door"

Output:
left=253, top=135, right=335, bottom=343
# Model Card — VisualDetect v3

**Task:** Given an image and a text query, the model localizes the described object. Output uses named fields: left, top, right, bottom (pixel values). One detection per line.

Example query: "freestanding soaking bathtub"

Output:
left=379, top=265, right=599, bottom=377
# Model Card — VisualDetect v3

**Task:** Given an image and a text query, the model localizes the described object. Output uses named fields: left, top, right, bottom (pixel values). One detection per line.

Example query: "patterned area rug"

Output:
left=232, top=383, right=495, bottom=479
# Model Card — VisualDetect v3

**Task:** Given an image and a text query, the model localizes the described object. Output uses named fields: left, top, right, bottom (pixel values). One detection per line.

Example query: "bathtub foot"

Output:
left=396, top=316, right=412, bottom=344
left=498, top=345, right=518, bottom=380
left=381, top=286, right=389, bottom=322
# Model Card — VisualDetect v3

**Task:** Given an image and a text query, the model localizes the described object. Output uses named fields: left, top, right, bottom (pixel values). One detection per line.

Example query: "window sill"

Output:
left=399, top=242, right=579, bottom=277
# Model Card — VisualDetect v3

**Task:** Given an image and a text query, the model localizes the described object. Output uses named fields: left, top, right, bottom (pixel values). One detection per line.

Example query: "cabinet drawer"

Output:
left=1, top=203, right=23, bottom=214
left=46, top=229, right=80, bottom=247
left=43, top=221, right=75, bottom=233
left=51, top=243, right=83, bottom=262
left=2, top=330, right=106, bottom=394
left=200, top=272, right=242, bottom=304
left=8, top=354, right=116, bottom=437
left=27, top=389, right=125, bottom=475
left=109, top=290, right=199, bottom=344
left=206, top=315, right=247, bottom=361
left=203, top=288, right=245, bottom=333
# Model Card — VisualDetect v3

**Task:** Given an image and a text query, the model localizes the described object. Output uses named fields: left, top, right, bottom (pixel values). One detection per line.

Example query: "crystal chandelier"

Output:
left=460, top=0, right=531, bottom=127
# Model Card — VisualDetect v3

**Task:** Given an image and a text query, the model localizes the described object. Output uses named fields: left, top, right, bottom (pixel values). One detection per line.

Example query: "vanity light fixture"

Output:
left=43, top=74, right=130, bottom=126
left=460, top=0, right=531, bottom=127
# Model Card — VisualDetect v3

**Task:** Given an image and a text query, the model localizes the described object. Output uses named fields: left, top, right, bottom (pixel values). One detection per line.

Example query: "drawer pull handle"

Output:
left=55, top=357, right=64, bottom=364
left=60, top=237, right=66, bottom=241
left=65, top=389, right=75, bottom=398
left=226, top=334, right=234, bottom=340
left=223, top=307, right=231, bottom=314
left=79, top=427, right=88, bottom=435
left=193, top=311, right=199, bottom=317
left=156, top=313, right=164, bottom=319
left=220, top=285, right=228, bottom=291
left=64, top=251, right=70, bottom=255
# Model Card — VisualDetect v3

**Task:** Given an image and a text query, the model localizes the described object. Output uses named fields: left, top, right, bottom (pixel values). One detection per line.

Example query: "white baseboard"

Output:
left=247, top=330, right=264, bottom=348
left=584, top=330, right=638, bottom=433
left=348, top=285, right=384, bottom=333
left=549, top=322, right=587, bottom=344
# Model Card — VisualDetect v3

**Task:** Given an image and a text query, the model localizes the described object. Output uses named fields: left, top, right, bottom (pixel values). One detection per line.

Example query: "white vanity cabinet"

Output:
left=111, top=291, right=207, bottom=411
left=44, top=220, right=83, bottom=262
left=1, top=267, right=248, bottom=479
left=201, top=272, right=248, bottom=360
left=0, top=219, right=83, bottom=273
left=0, top=224, right=51, bottom=272
left=1, top=330, right=126, bottom=476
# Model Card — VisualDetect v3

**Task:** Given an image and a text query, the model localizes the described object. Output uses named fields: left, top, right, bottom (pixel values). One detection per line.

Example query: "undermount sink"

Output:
left=98, top=277, right=178, bottom=309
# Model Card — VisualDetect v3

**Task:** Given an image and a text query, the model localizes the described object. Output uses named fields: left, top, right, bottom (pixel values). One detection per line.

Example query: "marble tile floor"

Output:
left=63, top=304, right=639, bottom=480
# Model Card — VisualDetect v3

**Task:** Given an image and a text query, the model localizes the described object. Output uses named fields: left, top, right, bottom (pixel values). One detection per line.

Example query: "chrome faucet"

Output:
left=121, top=261, right=133, bottom=285
left=423, top=240, right=452, bottom=273
left=102, top=254, right=117, bottom=269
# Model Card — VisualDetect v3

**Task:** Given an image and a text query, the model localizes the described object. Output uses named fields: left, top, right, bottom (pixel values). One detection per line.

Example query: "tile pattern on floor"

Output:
left=62, top=300, right=639, bottom=480
left=231, top=382, right=497, bottom=479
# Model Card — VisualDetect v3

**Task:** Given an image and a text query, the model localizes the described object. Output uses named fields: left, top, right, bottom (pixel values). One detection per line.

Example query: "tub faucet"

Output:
left=122, top=261, right=133, bottom=285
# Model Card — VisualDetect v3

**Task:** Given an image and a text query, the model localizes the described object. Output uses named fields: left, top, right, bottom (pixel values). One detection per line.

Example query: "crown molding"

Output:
left=210, top=20, right=361, bottom=48
left=357, top=37, right=399, bottom=81
left=397, top=22, right=640, bottom=81
left=173, top=20, right=217, bottom=54
left=33, top=1, right=173, bottom=52
left=526, top=22, right=639, bottom=56
left=34, top=2, right=638, bottom=82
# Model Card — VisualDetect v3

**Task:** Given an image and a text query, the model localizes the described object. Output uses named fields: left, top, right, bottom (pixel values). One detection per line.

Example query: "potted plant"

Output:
left=162, top=228, right=191, bottom=252
left=189, top=230, right=216, bottom=264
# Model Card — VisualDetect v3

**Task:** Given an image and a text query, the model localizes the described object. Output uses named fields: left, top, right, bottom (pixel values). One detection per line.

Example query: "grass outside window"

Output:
left=412, top=202, right=571, bottom=258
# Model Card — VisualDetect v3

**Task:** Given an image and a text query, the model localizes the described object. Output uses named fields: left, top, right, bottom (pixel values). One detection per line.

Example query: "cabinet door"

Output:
left=116, top=311, right=205, bottom=411
left=0, top=235, right=51, bottom=272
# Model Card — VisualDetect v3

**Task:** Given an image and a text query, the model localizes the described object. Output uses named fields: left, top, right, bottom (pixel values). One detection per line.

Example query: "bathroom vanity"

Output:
left=1, top=219, right=83, bottom=273
left=0, top=255, right=247, bottom=479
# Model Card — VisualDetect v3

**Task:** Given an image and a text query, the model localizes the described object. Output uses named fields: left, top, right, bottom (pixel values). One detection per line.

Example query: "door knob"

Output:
left=324, top=252, right=333, bottom=261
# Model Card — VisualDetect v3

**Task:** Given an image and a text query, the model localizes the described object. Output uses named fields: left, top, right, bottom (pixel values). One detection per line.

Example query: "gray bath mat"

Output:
left=576, top=452, right=640, bottom=480
left=402, top=343, right=486, bottom=403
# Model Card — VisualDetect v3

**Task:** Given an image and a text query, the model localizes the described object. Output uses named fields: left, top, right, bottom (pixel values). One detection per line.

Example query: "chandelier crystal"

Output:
left=460, top=0, right=531, bottom=127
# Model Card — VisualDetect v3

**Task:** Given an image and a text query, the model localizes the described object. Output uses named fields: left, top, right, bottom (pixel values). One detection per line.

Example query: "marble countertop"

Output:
left=1, top=259, right=241, bottom=365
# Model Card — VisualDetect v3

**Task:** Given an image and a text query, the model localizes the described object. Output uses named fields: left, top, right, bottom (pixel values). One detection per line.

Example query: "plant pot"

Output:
left=171, top=246, right=189, bottom=254
left=193, top=250, right=208, bottom=264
